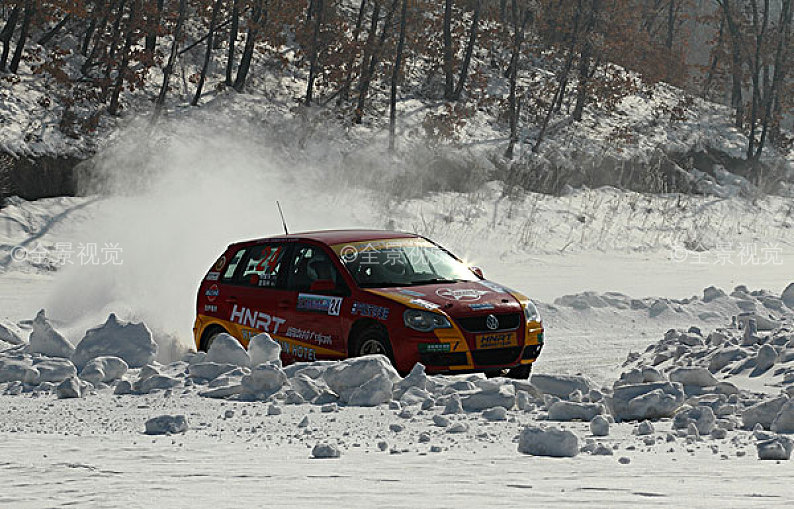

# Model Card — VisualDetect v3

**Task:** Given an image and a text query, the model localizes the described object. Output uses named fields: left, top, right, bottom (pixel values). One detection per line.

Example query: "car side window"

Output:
left=286, top=244, right=346, bottom=294
left=237, top=244, right=286, bottom=288
left=221, top=248, right=246, bottom=282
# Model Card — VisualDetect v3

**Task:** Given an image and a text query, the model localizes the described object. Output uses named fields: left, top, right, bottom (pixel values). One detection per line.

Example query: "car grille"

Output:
left=419, top=351, right=468, bottom=367
left=471, top=347, right=522, bottom=366
left=521, top=344, right=543, bottom=360
left=456, top=313, right=522, bottom=333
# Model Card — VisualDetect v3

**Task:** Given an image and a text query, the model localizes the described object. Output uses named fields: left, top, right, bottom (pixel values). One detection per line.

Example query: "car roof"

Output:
left=230, top=229, right=421, bottom=248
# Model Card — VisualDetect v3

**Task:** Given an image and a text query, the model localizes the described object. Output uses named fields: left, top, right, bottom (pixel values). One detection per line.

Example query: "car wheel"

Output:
left=505, top=364, right=532, bottom=380
left=200, top=327, right=226, bottom=352
left=353, top=325, right=395, bottom=360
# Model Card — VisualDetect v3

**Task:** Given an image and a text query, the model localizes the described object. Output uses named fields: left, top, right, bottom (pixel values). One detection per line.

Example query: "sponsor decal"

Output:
left=410, top=298, right=440, bottom=310
left=230, top=305, right=286, bottom=334
left=213, top=256, right=226, bottom=272
left=398, top=289, right=425, bottom=297
left=258, top=273, right=277, bottom=287
left=274, top=338, right=317, bottom=361
left=205, top=284, right=220, bottom=302
left=204, top=304, right=217, bottom=313
left=436, top=287, right=491, bottom=302
left=206, top=271, right=220, bottom=281
left=469, top=303, right=495, bottom=310
left=478, top=280, right=506, bottom=293
left=418, top=343, right=451, bottom=354
left=475, top=332, right=517, bottom=350
left=285, top=326, right=332, bottom=346
left=351, top=301, right=390, bottom=320
left=297, top=293, right=343, bottom=316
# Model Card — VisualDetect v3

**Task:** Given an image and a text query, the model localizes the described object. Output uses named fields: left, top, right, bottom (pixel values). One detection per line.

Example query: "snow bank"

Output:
left=72, top=314, right=156, bottom=369
left=518, top=426, right=579, bottom=458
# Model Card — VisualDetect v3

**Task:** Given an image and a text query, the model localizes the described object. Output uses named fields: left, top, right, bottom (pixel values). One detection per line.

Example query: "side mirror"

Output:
left=470, top=266, right=484, bottom=279
left=310, top=279, right=336, bottom=293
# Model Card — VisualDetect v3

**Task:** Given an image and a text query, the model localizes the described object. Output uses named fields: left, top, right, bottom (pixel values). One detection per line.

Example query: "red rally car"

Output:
left=193, top=230, right=544, bottom=378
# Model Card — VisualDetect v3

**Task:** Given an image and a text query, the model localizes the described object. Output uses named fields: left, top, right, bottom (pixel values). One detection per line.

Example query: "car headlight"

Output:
left=523, top=300, right=541, bottom=323
left=403, top=309, right=452, bottom=332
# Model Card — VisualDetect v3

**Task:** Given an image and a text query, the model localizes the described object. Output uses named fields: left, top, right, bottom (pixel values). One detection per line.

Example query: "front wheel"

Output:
left=352, top=325, right=395, bottom=362
left=505, top=363, right=532, bottom=380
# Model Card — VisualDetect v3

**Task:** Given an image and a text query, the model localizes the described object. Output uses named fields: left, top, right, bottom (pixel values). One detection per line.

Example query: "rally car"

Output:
left=193, top=230, right=543, bottom=378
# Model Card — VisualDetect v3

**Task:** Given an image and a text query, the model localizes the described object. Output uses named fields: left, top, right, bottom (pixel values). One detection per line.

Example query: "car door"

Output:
left=278, top=242, right=349, bottom=362
left=223, top=242, right=290, bottom=346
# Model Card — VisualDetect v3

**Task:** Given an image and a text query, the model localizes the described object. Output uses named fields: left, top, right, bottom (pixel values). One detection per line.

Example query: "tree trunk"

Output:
left=9, top=0, right=34, bottom=74
left=152, top=0, right=187, bottom=123
left=573, top=0, right=599, bottom=122
left=443, top=0, right=454, bottom=100
left=305, top=0, right=325, bottom=105
left=702, top=14, right=725, bottom=98
left=192, top=0, right=224, bottom=106
left=109, top=1, right=138, bottom=116
left=145, top=0, right=165, bottom=52
left=81, top=4, right=99, bottom=56
left=452, top=0, right=480, bottom=101
left=81, top=6, right=111, bottom=74
left=354, top=0, right=389, bottom=124
left=389, top=0, right=408, bottom=152
left=226, top=0, right=240, bottom=86
left=0, top=6, right=19, bottom=72
left=505, top=7, right=530, bottom=159
left=338, top=0, right=367, bottom=105
left=38, top=14, right=71, bottom=46
left=233, top=2, right=265, bottom=92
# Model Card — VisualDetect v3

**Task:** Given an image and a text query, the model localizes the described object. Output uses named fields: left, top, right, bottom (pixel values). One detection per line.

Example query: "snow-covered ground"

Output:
left=2, top=121, right=794, bottom=507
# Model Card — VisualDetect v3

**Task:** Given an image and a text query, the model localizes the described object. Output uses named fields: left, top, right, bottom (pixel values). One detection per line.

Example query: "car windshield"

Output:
left=332, top=238, right=478, bottom=288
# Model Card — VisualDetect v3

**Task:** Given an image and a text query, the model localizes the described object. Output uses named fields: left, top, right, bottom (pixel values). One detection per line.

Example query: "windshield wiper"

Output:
left=405, top=278, right=460, bottom=286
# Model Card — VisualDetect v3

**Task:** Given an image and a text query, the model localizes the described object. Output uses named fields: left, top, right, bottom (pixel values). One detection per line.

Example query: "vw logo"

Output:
left=486, top=314, right=499, bottom=330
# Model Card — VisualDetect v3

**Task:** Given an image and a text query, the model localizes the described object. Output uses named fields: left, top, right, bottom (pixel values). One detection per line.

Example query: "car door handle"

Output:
left=225, top=296, right=237, bottom=303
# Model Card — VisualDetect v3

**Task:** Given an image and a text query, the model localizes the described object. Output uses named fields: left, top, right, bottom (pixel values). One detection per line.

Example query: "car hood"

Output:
left=364, top=280, right=527, bottom=317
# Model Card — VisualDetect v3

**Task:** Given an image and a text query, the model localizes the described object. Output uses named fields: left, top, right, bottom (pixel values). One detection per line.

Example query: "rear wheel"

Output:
left=200, top=326, right=227, bottom=352
left=506, top=363, right=532, bottom=379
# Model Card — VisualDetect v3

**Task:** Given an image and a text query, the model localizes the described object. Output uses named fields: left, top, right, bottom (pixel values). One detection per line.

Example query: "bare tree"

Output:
left=452, top=0, right=481, bottom=101
left=0, top=4, right=20, bottom=72
left=192, top=0, right=224, bottom=106
left=443, top=0, right=454, bottom=99
left=338, top=0, right=368, bottom=105
left=389, top=0, right=408, bottom=151
left=226, top=0, right=240, bottom=86
left=233, top=0, right=266, bottom=92
left=505, top=1, right=531, bottom=159
left=152, top=0, right=188, bottom=123
left=9, top=0, right=35, bottom=74
left=305, top=0, right=325, bottom=105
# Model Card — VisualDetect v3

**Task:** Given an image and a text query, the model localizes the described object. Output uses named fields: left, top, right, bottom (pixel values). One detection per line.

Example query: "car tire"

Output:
left=352, top=324, right=395, bottom=362
left=200, top=327, right=226, bottom=352
left=505, top=363, right=532, bottom=380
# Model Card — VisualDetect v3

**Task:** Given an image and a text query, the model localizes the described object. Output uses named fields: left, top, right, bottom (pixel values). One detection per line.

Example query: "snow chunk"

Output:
left=482, top=406, right=508, bottom=421
left=461, top=385, right=515, bottom=411
left=28, top=310, right=74, bottom=359
left=56, top=377, right=81, bottom=399
left=757, top=436, right=793, bottom=460
left=781, top=283, right=794, bottom=310
left=393, top=363, right=427, bottom=400
left=311, top=443, right=341, bottom=459
left=518, top=426, right=579, bottom=458
left=548, top=401, right=604, bottom=421
left=188, top=362, right=238, bottom=381
left=322, top=355, right=399, bottom=403
left=72, top=314, right=156, bottom=369
left=673, top=406, right=716, bottom=435
left=590, top=415, right=610, bottom=436
left=703, top=286, right=726, bottom=303
left=79, top=356, right=128, bottom=384
left=144, top=415, right=189, bottom=435
left=0, top=357, right=39, bottom=384
left=771, top=400, right=794, bottom=434
left=668, top=367, right=718, bottom=387
left=348, top=374, right=393, bottom=407
left=206, top=333, right=250, bottom=367
left=248, top=333, right=281, bottom=367
left=608, top=382, right=685, bottom=421
left=241, top=363, right=287, bottom=397
left=0, top=319, right=25, bottom=345
left=35, top=358, right=77, bottom=383
left=530, top=373, right=593, bottom=398
left=742, top=396, right=789, bottom=430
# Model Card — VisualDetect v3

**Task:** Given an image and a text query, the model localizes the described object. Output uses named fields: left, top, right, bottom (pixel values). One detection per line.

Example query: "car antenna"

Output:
left=276, top=201, right=289, bottom=235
